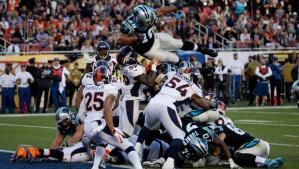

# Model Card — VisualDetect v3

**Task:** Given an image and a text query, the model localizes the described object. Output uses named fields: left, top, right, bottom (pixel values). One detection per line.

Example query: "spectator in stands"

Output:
left=35, top=28, right=50, bottom=49
left=16, top=64, right=34, bottom=113
left=50, top=58, right=69, bottom=111
left=6, top=40, right=21, bottom=54
left=67, top=62, right=82, bottom=107
left=270, top=55, right=282, bottom=105
left=246, top=55, right=259, bottom=105
left=26, top=58, right=39, bottom=107
left=251, top=27, right=262, bottom=48
left=229, top=53, right=244, bottom=103
left=282, top=58, right=295, bottom=102
left=255, top=57, right=272, bottom=106
left=0, top=68, right=15, bottom=113
left=35, top=59, right=51, bottom=113
left=240, top=27, right=251, bottom=42
left=215, top=58, right=229, bottom=104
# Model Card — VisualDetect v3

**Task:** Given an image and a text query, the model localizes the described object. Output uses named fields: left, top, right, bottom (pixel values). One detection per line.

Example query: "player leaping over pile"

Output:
left=118, top=3, right=218, bottom=63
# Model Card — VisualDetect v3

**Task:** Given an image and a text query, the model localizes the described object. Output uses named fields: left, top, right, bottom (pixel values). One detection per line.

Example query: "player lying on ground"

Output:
left=11, top=107, right=91, bottom=162
left=118, top=4, right=217, bottom=63
left=213, top=115, right=284, bottom=168
left=81, top=65, right=142, bottom=169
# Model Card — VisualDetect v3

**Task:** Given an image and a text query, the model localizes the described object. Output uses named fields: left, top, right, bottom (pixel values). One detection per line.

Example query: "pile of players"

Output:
left=11, top=3, right=284, bottom=169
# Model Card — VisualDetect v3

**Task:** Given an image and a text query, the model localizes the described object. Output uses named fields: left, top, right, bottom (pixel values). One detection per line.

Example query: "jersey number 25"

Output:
left=85, top=92, right=104, bottom=111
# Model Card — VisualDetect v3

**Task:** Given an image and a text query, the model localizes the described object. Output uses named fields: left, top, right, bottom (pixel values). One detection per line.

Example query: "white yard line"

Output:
left=227, top=106, right=297, bottom=111
left=0, top=113, right=54, bottom=117
left=0, top=123, right=55, bottom=129
left=270, top=143, right=299, bottom=147
left=235, top=122, right=299, bottom=127
left=229, top=111, right=299, bottom=115
left=284, top=135, right=299, bottom=138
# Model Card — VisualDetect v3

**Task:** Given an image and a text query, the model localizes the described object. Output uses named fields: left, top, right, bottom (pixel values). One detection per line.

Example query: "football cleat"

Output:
left=10, top=146, right=28, bottom=162
left=143, top=157, right=166, bottom=168
left=265, top=157, right=284, bottom=168
left=27, top=147, right=41, bottom=161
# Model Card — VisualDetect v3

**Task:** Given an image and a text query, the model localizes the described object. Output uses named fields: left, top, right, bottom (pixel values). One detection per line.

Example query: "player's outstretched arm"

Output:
left=75, top=85, right=84, bottom=109
left=50, top=133, right=66, bottom=149
left=156, top=6, right=177, bottom=17
left=118, top=33, right=139, bottom=45
left=67, top=124, right=84, bottom=146
left=191, top=94, right=211, bottom=110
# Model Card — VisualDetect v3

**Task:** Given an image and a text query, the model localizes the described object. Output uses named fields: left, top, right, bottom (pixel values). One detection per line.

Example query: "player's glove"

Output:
left=136, top=33, right=145, bottom=43
left=197, top=44, right=218, bottom=57
left=229, top=158, right=243, bottom=169
left=112, top=128, right=124, bottom=143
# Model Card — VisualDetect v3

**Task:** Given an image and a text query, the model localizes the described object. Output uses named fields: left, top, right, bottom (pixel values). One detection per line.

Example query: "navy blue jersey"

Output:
left=222, top=123, right=255, bottom=151
left=178, top=122, right=218, bottom=161
left=120, top=15, right=155, bottom=54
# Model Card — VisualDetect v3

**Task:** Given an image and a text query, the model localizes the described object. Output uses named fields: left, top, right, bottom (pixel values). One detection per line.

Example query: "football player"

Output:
left=215, top=120, right=284, bottom=168
left=116, top=46, right=159, bottom=136
left=11, top=107, right=91, bottom=163
left=118, top=4, right=218, bottom=63
left=142, top=121, right=242, bottom=169
left=76, top=40, right=116, bottom=108
left=291, top=80, right=299, bottom=108
left=135, top=69, right=213, bottom=169
left=81, top=65, right=142, bottom=169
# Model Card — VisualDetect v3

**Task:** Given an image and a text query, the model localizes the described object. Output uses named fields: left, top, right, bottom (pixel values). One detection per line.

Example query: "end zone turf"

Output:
left=0, top=151, right=130, bottom=169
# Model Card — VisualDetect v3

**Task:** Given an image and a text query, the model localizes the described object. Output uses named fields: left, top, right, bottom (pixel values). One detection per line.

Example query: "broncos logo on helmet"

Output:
left=93, top=66, right=111, bottom=85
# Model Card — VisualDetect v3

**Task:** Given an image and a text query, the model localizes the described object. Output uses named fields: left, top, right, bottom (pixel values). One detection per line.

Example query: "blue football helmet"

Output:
left=55, top=107, right=75, bottom=129
left=133, top=5, right=157, bottom=32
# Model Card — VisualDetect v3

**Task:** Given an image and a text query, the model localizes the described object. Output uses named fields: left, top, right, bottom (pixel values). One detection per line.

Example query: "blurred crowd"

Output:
left=199, top=52, right=299, bottom=106
left=0, top=58, right=82, bottom=113
left=0, top=51, right=299, bottom=113
left=1, top=0, right=299, bottom=53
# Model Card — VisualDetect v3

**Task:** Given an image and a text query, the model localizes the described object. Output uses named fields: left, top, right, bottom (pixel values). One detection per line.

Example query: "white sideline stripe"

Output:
left=270, top=143, right=299, bottom=147
left=0, top=123, right=55, bottom=129
left=0, top=149, right=13, bottom=153
left=235, top=120, right=274, bottom=123
left=0, top=113, right=54, bottom=117
left=229, top=111, right=299, bottom=115
left=227, top=105, right=297, bottom=110
left=284, top=135, right=299, bottom=138
left=235, top=122, right=299, bottom=127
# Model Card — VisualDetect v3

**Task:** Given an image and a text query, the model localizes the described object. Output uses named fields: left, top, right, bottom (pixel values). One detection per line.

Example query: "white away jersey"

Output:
left=81, top=72, right=94, bottom=87
left=151, top=71, right=203, bottom=109
left=121, top=64, right=145, bottom=100
left=82, top=84, right=119, bottom=124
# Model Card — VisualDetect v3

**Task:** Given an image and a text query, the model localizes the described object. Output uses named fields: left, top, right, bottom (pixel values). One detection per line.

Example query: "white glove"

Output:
left=113, top=128, right=124, bottom=143
left=229, top=158, right=243, bottom=169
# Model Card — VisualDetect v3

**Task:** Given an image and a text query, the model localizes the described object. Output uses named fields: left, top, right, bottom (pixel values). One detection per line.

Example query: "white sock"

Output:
left=255, top=156, right=267, bottom=165
left=92, top=146, right=105, bottom=169
left=162, top=157, right=175, bottom=169
left=127, top=151, right=143, bottom=169
left=105, top=144, right=115, bottom=154
left=43, top=149, right=50, bottom=156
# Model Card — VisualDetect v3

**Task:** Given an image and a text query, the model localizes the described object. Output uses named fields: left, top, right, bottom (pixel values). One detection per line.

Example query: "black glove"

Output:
left=197, top=44, right=218, bottom=57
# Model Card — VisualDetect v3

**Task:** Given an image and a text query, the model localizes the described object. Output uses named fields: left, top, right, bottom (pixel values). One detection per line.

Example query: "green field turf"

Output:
left=0, top=107, right=298, bottom=169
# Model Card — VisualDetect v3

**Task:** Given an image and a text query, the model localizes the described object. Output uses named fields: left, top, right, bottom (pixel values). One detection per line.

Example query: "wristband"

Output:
left=151, top=64, right=157, bottom=72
